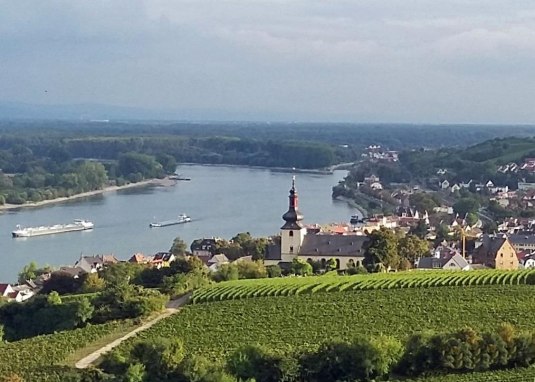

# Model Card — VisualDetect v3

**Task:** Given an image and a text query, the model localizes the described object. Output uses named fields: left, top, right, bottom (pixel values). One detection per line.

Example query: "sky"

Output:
left=2, top=0, right=535, bottom=123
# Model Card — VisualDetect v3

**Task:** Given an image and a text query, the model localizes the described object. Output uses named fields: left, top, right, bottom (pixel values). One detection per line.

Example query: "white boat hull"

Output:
left=12, top=220, right=94, bottom=238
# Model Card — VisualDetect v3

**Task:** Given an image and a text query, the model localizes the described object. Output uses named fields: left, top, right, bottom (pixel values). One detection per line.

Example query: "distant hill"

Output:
left=0, top=101, right=184, bottom=121
left=459, top=136, right=535, bottom=164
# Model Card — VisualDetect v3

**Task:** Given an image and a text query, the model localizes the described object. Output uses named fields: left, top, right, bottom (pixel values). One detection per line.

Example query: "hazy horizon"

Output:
left=3, top=1, right=535, bottom=124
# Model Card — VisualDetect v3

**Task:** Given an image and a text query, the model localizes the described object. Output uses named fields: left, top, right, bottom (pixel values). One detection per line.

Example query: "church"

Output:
left=264, top=177, right=370, bottom=270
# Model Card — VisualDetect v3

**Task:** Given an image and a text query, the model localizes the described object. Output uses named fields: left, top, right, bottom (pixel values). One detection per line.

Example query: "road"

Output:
left=75, top=293, right=191, bottom=369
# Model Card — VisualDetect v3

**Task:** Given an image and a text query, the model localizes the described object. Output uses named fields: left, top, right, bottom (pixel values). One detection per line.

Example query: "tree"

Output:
left=47, top=291, right=62, bottom=305
left=117, top=152, right=164, bottom=180
left=81, top=272, right=106, bottom=293
left=181, top=355, right=235, bottom=382
left=131, top=337, right=185, bottom=378
left=436, top=223, right=451, bottom=241
left=409, top=193, right=439, bottom=213
left=156, top=153, right=177, bottom=174
left=453, top=198, right=480, bottom=216
left=75, top=161, right=108, bottom=191
left=266, top=265, right=282, bottom=278
left=170, top=237, right=188, bottom=256
left=124, top=363, right=146, bottom=382
left=212, top=263, right=239, bottom=282
left=482, top=220, right=498, bottom=234
left=291, top=258, right=313, bottom=276
left=364, top=228, right=400, bottom=271
left=227, top=345, right=297, bottom=382
left=40, top=271, right=85, bottom=295
left=18, top=261, right=38, bottom=283
left=398, top=234, right=430, bottom=264
left=236, top=260, right=267, bottom=279
left=169, top=255, right=204, bottom=275
left=299, top=338, right=389, bottom=382
left=410, top=219, right=429, bottom=239
left=466, top=212, right=479, bottom=227
left=74, top=297, right=95, bottom=326
left=326, top=258, right=338, bottom=271
left=101, top=263, right=141, bottom=287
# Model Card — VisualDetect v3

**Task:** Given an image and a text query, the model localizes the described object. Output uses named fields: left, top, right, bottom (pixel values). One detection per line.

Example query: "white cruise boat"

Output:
left=12, top=219, right=94, bottom=238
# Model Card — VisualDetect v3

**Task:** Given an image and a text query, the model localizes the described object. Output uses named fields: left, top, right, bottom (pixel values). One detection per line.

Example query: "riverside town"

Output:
left=4, top=1, right=535, bottom=381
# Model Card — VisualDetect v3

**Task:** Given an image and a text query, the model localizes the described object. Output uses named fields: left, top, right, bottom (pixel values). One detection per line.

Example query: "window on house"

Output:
left=290, top=246, right=294, bottom=253
left=289, top=230, right=294, bottom=237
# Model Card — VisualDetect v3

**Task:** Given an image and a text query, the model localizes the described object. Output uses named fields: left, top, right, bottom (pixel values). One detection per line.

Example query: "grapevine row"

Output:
left=192, top=269, right=535, bottom=304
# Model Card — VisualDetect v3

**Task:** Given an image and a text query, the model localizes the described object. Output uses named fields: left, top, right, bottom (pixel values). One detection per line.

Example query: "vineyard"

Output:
left=117, top=284, right=535, bottom=364
left=191, top=269, right=535, bottom=303
left=406, top=367, right=535, bottom=381
left=0, top=320, right=135, bottom=380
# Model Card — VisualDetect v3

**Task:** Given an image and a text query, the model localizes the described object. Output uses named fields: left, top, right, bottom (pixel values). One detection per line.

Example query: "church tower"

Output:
left=280, top=176, right=307, bottom=262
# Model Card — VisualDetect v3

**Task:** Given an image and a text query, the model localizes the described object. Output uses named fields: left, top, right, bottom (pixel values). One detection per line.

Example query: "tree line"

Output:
left=90, top=323, right=535, bottom=381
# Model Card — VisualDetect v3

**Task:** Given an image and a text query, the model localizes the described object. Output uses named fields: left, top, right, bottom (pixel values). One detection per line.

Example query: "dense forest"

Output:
left=1, top=120, right=534, bottom=205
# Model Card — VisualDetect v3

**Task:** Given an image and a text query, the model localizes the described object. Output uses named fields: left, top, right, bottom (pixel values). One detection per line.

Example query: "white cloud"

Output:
left=2, top=0, right=535, bottom=122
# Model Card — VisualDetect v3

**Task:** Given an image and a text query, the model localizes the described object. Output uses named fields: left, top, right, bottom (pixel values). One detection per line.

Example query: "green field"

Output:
left=0, top=320, right=136, bottom=380
left=192, top=269, right=535, bottom=304
left=406, top=367, right=535, bottom=381
left=121, top=283, right=535, bottom=361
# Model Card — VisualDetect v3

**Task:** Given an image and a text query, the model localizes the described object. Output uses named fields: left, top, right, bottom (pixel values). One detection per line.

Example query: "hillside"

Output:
left=119, top=284, right=535, bottom=360
left=399, top=136, right=535, bottom=183
left=459, top=136, right=535, bottom=165
left=6, top=272, right=535, bottom=380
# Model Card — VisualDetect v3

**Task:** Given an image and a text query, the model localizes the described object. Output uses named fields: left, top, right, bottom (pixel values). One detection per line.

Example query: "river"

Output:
left=0, top=165, right=360, bottom=282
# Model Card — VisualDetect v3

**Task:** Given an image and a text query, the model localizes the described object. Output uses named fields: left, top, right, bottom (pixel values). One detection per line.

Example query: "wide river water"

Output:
left=0, top=165, right=360, bottom=282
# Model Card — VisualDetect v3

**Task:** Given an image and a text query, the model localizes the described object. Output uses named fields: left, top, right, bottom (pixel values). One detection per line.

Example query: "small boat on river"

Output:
left=149, top=214, right=192, bottom=228
left=168, top=174, right=191, bottom=181
left=350, top=215, right=362, bottom=224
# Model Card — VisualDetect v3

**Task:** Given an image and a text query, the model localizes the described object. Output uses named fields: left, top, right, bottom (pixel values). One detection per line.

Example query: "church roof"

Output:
left=299, top=234, right=369, bottom=257
left=265, top=240, right=282, bottom=261
left=281, top=176, right=304, bottom=230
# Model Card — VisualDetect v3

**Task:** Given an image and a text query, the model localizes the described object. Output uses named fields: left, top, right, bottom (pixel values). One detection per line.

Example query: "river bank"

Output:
left=334, top=196, right=369, bottom=218
left=0, top=177, right=175, bottom=212
left=179, top=162, right=341, bottom=175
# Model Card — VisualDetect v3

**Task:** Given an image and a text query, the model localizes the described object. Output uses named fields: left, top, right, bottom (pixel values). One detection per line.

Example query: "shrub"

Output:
left=299, top=338, right=389, bottom=382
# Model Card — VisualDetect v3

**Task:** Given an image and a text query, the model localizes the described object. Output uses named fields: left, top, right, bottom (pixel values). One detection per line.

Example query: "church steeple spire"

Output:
left=282, top=176, right=304, bottom=229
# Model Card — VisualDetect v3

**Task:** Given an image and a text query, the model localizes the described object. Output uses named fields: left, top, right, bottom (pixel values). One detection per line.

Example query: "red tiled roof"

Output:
left=0, top=283, right=10, bottom=295
left=7, top=291, right=19, bottom=299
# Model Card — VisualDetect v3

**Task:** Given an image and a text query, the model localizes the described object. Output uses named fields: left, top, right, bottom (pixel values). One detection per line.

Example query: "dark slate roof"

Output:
left=56, top=267, right=86, bottom=277
left=153, top=252, right=174, bottom=261
left=281, top=221, right=303, bottom=230
left=191, top=238, right=218, bottom=251
left=299, top=234, right=369, bottom=257
left=265, top=241, right=282, bottom=261
left=481, top=235, right=507, bottom=255
left=508, top=234, right=535, bottom=245
left=417, top=257, right=446, bottom=269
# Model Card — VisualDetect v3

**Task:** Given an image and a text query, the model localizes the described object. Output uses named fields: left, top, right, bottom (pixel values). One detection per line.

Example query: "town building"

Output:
left=0, top=283, right=34, bottom=302
left=264, top=177, right=370, bottom=269
left=508, top=234, right=535, bottom=253
left=472, top=235, right=519, bottom=270
left=417, top=254, right=470, bottom=271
